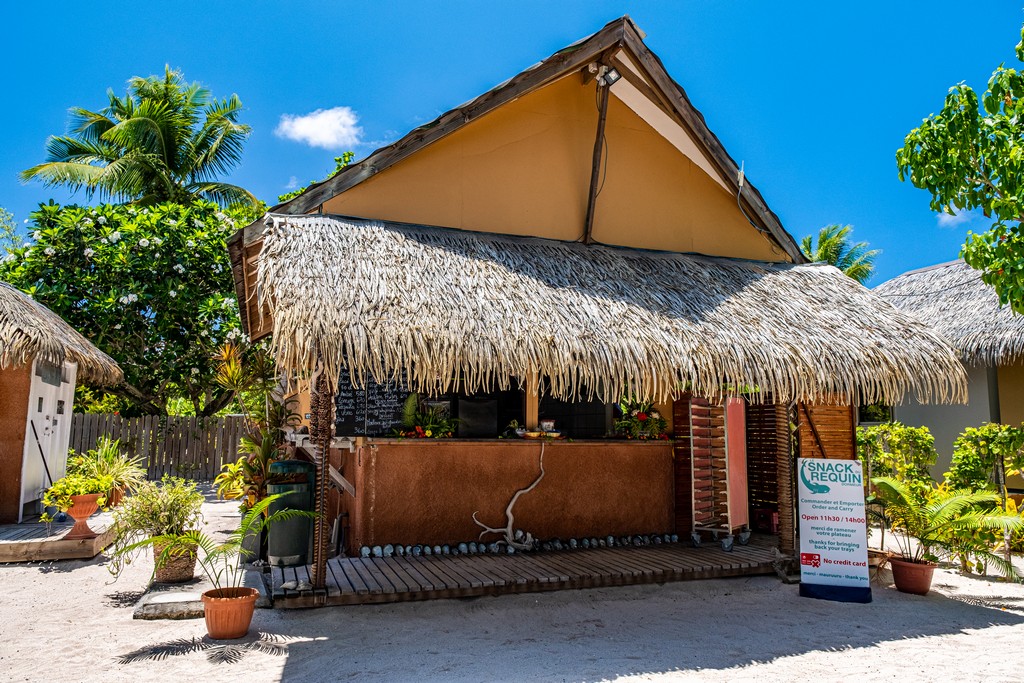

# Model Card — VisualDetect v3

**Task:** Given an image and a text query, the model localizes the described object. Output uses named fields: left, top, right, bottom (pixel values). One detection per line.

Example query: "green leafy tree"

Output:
left=897, top=25, right=1024, bottom=310
left=0, top=200, right=251, bottom=416
left=277, top=152, right=354, bottom=203
left=800, top=224, right=879, bottom=283
left=21, top=67, right=256, bottom=207
left=0, top=207, right=23, bottom=254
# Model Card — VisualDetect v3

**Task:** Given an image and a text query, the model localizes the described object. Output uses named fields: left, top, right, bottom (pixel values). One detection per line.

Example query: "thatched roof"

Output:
left=876, top=259, right=1024, bottom=366
left=253, top=213, right=965, bottom=405
left=0, top=282, right=122, bottom=384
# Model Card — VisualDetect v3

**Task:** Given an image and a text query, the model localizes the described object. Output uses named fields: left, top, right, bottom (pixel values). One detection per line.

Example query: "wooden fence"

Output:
left=70, top=413, right=248, bottom=481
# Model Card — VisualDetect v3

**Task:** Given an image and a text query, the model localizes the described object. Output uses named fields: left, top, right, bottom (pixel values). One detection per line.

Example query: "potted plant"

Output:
left=871, top=476, right=1024, bottom=595
left=108, top=475, right=204, bottom=583
left=41, top=473, right=113, bottom=540
left=121, top=494, right=315, bottom=639
left=614, top=397, right=669, bottom=440
left=69, top=437, right=147, bottom=507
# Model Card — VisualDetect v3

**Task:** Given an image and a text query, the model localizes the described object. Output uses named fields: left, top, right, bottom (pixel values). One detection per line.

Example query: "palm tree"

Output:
left=800, top=224, right=879, bottom=283
left=21, top=67, right=256, bottom=207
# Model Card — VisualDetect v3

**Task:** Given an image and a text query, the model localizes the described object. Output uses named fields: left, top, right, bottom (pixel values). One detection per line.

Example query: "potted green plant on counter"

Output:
left=108, top=475, right=204, bottom=583
left=871, top=476, right=1024, bottom=595
left=41, top=473, right=113, bottom=540
left=119, top=494, right=315, bottom=639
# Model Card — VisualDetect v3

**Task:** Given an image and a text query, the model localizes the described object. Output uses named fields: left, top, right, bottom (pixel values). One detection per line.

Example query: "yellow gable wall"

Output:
left=593, top=95, right=784, bottom=260
left=322, top=74, right=785, bottom=261
left=998, top=362, right=1024, bottom=426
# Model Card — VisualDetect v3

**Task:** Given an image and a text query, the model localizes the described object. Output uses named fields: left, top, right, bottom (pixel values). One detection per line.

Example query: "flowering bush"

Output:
left=0, top=200, right=259, bottom=415
left=614, top=398, right=669, bottom=440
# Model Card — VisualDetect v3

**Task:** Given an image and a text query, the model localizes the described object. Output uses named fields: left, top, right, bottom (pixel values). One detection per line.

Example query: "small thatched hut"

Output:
left=877, top=259, right=1024, bottom=481
left=0, top=282, right=122, bottom=523
left=229, top=16, right=966, bottom=582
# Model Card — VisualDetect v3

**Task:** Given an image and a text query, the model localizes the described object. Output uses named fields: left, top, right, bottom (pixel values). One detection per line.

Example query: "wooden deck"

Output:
left=270, top=535, right=779, bottom=608
left=0, top=513, right=115, bottom=563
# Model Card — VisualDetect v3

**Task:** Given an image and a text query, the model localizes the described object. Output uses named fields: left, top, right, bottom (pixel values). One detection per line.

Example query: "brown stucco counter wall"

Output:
left=0, top=365, right=31, bottom=523
left=344, top=439, right=674, bottom=551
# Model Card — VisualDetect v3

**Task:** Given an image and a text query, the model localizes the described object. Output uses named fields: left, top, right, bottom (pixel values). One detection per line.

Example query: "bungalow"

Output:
left=228, top=17, right=965, bottom=587
left=0, top=282, right=122, bottom=523
left=877, top=259, right=1024, bottom=486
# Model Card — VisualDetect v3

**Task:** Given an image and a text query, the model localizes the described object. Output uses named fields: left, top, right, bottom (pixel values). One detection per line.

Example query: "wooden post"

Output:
left=582, top=80, right=611, bottom=245
left=525, top=372, right=540, bottom=429
left=309, top=359, right=334, bottom=589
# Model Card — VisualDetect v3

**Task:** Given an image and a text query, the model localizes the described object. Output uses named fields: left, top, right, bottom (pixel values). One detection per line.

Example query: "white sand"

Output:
left=2, top=493, right=1023, bottom=683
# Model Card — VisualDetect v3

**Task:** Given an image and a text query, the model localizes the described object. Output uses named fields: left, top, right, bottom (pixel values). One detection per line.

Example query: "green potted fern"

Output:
left=871, top=476, right=1024, bottom=595
left=69, top=437, right=147, bottom=507
left=108, top=476, right=205, bottom=583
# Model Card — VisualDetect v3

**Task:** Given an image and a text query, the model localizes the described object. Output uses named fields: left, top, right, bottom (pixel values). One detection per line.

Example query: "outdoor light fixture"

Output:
left=597, top=66, right=621, bottom=87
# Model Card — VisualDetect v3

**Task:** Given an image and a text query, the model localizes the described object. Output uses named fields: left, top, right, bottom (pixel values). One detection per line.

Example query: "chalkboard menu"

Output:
left=334, top=366, right=410, bottom=436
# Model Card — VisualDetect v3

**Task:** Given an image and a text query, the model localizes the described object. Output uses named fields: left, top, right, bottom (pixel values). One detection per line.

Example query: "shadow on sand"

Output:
left=113, top=574, right=1024, bottom=680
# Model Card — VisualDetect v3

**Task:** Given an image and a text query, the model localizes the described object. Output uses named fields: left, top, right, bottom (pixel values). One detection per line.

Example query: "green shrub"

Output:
left=857, top=422, right=937, bottom=494
left=945, top=423, right=1024, bottom=490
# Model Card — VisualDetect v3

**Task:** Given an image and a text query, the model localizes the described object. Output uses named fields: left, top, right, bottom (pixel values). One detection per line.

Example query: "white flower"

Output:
left=173, top=263, right=185, bottom=274
left=24, top=248, right=32, bottom=257
left=152, top=237, right=162, bottom=245
left=142, top=209, right=150, bottom=215
left=99, top=238, right=108, bottom=244
left=186, top=240, right=196, bottom=248
left=4, top=253, right=16, bottom=263
left=215, top=212, right=227, bottom=221
left=631, top=409, right=638, bottom=416
left=190, top=367, right=199, bottom=375
left=82, top=218, right=93, bottom=226
left=169, top=290, right=177, bottom=298
left=83, top=248, right=95, bottom=258
left=118, top=296, right=129, bottom=305
left=44, top=247, right=55, bottom=256
left=32, top=230, right=41, bottom=240
left=109, top=231, right=121, bottom=243
left=166, top=219, right=177, bottom=226
left=97, top=216, right=107, bottom=225
left=193, top=218, right=204, bottom=228
left=113, top=323, right=122, bottom=330
left=651, top=411, right=660, bottom=419
left=222, top=297, right=234, bottom=307
left=138, top=238, right=150, bottom=248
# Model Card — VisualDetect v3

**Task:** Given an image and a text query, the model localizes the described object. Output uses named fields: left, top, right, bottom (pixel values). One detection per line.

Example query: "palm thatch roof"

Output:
left=0, top=282, right=122, bottom=384
left=876, top=259, right=1024, bottom=366
left=253, top=214, right=965, bottom=405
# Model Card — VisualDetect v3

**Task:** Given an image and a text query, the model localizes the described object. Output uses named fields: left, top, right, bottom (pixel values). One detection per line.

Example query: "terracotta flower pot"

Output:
left=889, top=556, right=937, bottom=595
left=153, top=539, right=198, bottom=583
left=106, top=486, right=125, bottom=508
left=64, top=493, right=102, bottom=540
left=202, top=587, right=259, bottom=639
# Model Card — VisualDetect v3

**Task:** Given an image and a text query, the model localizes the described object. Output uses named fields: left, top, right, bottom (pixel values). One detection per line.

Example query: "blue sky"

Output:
left=4, top=1, right=1023, bottom=284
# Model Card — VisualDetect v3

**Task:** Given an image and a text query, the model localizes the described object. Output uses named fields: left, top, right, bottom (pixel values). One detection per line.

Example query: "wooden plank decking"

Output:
left=270, top=535, right=779, bottom=608
left=0, top=513, right=115, bottom=563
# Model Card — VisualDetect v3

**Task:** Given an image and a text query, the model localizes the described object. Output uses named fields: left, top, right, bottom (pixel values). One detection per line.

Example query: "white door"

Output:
left=18, top=360, right=76, bottom=521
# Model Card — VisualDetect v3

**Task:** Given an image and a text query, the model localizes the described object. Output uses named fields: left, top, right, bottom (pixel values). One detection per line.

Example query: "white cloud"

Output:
left=275, top=106, right=363, bottom=149
left=285, top=176, right=299, bottom=190
left=936, top=208, right=973, bottom=228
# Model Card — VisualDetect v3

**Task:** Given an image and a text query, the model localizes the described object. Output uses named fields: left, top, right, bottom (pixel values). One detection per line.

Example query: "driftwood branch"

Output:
left=473, top=443, right=545, bottom=551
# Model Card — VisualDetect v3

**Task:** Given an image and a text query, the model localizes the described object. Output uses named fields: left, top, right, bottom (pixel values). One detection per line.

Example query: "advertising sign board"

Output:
left=797, top=457, right=872, bottom=603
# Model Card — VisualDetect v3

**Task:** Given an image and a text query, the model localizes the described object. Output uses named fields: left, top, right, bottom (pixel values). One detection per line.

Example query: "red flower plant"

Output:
left=637, top=412, right=648, bottom=422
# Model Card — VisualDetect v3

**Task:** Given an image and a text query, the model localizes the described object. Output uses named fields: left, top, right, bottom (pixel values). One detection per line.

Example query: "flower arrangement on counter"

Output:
left=394, top=393, right=458, bottom=438
left=614, top=397, right=669, bottom=440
